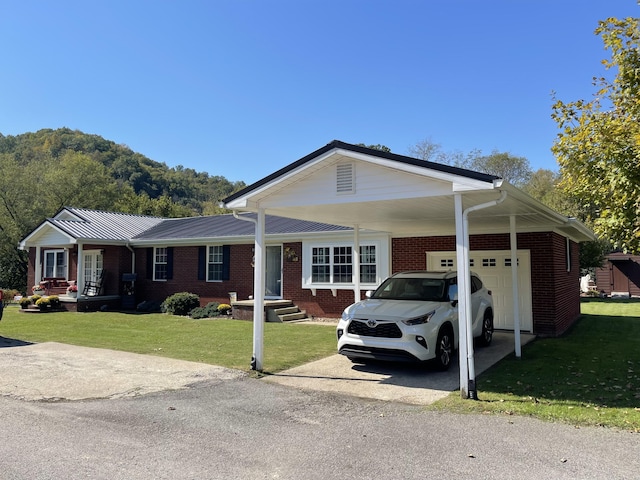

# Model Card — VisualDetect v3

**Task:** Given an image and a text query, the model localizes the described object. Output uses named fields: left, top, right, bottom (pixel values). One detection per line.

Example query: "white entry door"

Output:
left=83, top=250, right=104, bottom=295
left=427, top=250, right=533, bottom=332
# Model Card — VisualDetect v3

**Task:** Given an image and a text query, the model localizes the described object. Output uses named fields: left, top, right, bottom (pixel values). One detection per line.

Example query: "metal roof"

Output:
left=47, top=208, right=165, bottom=241
left=133, top=212, right=351, bottom=240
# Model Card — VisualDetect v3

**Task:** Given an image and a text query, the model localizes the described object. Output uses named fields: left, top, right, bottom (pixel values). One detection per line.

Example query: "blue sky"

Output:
left=1, top=1, right=638, bottom=184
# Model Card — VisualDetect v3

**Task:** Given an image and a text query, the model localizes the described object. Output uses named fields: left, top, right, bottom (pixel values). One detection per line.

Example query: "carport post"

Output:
left=353, top=224, right=361, bottom=303
left=234, top=210, right=266, bottom=372
left=252, top=209, right=266, bottom=371
left=454, top=194, right=470, bottom=399
left=510, top=215, right=522, bottom=358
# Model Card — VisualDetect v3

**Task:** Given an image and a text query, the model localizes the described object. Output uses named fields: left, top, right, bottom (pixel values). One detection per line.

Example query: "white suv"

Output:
left=336, top=271, right=494, bottom=370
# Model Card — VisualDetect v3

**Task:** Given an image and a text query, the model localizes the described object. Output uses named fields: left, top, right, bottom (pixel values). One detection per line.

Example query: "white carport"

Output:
left=222, top=141, right=594, bottom=398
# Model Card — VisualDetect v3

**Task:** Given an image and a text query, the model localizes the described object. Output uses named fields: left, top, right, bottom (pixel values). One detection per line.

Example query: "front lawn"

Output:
left=0, top=307, right=336, bottom=373
left=429, top=298, right=640, bottom=431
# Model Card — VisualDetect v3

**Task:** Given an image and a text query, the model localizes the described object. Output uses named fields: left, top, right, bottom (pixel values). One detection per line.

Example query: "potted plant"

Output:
left=66, top=284, right=78, bottom=298
left=32, top=284, right=45, bottom=295
left=35, top=296, right=50, bottom=311
left=19, top=296, right=32, bottom=309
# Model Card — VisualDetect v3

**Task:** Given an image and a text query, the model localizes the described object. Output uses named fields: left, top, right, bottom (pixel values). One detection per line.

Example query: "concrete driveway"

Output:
left=0, top=338, right=244, bottom=401
left=263, top=332, right=536, bottom=404
left=0, top=332, right=534, bottom=404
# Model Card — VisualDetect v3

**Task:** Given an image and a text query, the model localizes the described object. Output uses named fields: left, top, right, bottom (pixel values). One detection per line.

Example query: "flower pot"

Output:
left=67, top=291, right=77, bottom=298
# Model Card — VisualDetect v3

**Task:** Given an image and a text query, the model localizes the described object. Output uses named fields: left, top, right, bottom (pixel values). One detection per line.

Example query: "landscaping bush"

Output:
left=19, top=297, right=32, bottom=309
left=190, top=302, right=221, bottom=319
left=217, top=303, right=232, bottom=315
left=161, top=292, right=200, bottom=316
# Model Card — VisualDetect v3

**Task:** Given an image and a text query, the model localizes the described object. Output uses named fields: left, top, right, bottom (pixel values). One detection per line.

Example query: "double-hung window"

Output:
left=311, top=245, right=376, bottom=284
left=207, top=245, right=224, bottom=281
left=154, top=247, right=168, bottom=281
left=44, top=249, right=67, bottom=278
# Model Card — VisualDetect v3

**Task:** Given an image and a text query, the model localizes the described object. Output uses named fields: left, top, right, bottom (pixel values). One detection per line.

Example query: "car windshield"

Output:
left=371, top=277, right=446, bottom=301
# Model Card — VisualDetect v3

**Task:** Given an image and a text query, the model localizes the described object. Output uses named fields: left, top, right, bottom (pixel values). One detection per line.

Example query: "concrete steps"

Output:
left=267, top=303, right=309, bottom=323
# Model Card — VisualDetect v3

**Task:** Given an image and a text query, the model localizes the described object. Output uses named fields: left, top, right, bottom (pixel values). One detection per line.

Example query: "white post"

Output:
left=510, top=215, right=522, bottom=358
left=252, top=208, right=266, bottom=371
left=353, top=224, right=361, bottom=303
left=454, top=194, right=469, bottom=398
left=77, top=243, right=84, bottom=295
left=35, top=246, right=42, bottom=283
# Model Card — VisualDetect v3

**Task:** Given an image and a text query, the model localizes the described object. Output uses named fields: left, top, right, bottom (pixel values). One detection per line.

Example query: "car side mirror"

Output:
left=365, top=290, right=373, bottom=298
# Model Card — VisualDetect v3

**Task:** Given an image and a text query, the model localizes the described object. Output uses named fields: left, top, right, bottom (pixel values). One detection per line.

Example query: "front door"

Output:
left=83, top=250, right=104, bottom=295
left=265, top=245, right=282, bottom=298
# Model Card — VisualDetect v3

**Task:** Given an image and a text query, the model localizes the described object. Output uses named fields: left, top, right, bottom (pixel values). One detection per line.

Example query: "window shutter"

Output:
left=198, top=246, right=206, bottom=281
left=167, top=247, right=174, bottom=280
left=146, top=248, right=153, bottom=279
left=222, top=245, right=231, bottom=281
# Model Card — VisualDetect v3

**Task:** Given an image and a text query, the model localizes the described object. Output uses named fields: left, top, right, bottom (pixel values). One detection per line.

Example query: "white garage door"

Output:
left=427, top=250, right=533, bottom=332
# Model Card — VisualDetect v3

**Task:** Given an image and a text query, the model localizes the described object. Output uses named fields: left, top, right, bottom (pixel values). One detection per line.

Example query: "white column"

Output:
left=454, top=194, right=470, bottom=398
left=35, top=246, right=42, bottom=283
left=77, top=244, right=84, bottom=296
left=252, top=208, right=266, bottom=371
left=353, top=224, right=361, bottom=303
left=510, top=215, right=522, bottom=358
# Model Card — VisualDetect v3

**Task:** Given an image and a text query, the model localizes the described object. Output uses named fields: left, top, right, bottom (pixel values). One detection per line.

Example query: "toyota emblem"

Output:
left=367, top=319, right=377, bottom=328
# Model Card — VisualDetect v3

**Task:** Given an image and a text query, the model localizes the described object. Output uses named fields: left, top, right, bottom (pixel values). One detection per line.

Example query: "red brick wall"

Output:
left=392, top=232, right=581, bottom=336
left=135, top=244, right=256, bottom=306
left=27, top=232, right=582, bottom=334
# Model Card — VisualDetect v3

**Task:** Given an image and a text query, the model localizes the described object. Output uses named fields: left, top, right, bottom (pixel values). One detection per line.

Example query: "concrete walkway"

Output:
left=263, top=332, right=536, bottom=404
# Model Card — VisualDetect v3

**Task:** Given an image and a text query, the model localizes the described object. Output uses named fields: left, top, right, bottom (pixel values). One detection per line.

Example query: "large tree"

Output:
left=552, top=16, right=640, bottom=253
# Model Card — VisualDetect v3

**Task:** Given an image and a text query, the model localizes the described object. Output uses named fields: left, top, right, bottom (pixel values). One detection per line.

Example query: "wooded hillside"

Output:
left=0, top=128, right=246, bottom=290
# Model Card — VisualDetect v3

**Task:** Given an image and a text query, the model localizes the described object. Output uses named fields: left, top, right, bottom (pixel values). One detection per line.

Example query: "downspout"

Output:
left=461, top=190, right=507, bottom=399
left=233, top=210, right=265, bottom=371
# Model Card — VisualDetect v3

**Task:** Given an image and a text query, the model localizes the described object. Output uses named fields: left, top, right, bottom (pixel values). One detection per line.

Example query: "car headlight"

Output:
left=401, top=311, right=435, bottom=326
left=341, top=310, right=354, bottom=321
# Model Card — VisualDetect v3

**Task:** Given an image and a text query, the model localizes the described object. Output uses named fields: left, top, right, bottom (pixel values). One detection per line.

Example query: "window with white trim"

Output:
left=208, top=245, right=224, bottom=281
left=312, top=247, right=331, bottom=283
left=154, top=247, right=168, bottom=281
left=310, top=245, right=377, bottom=284
left=44, top=249, right=67, bottom=278
left=360, top=245, right=377, bottom=283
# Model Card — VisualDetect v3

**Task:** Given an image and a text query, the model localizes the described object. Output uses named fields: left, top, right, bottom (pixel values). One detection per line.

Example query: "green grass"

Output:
left=428, top=298, right=640, bottom=431
left=0, top=306, right=336, bottom=373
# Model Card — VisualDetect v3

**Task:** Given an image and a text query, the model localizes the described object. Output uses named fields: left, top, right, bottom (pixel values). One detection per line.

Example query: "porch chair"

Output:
left=82, top=270, right=105, bottom=296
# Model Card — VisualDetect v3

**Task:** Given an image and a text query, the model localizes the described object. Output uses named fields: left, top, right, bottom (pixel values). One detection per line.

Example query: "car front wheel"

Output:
left=478, top=312, right=493, bottom=347
left=434, top=327, right=454, bottom=370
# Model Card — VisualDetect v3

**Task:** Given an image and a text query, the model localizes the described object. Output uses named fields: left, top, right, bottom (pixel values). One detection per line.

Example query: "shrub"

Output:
left=48, top=295, right=60, bottom=307
left=161, top=292, right=200, bottom=316
left=2, top=289, right=19, bottom=306
left=19, top=296, right=32, bottom=308
left=35, top=297, right=50, bottom=307
left=217, top=303, right=232, bottom=315
left=190, top=302, right=221, bottom=319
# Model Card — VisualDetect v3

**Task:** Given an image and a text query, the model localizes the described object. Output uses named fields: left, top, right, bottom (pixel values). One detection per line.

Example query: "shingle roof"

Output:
left=132, top=213, right=351, bottom=240
left=48, top=208, right=165, bottom=241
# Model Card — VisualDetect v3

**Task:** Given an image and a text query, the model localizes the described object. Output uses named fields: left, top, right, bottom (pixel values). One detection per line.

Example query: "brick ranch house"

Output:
left=20, top=141, right=595, bottom=337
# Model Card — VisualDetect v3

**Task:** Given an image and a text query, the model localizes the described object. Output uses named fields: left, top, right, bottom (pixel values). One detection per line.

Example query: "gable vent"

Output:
left=336, top=163, right=355, bottom=194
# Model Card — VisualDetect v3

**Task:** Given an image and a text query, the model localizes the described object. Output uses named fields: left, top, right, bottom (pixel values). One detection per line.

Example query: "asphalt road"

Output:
left=1, top=375, right=638, bottom=480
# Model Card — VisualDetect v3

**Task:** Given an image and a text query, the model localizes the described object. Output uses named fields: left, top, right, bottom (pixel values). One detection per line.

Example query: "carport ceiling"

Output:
left=223, top=141, right=594, bottom=242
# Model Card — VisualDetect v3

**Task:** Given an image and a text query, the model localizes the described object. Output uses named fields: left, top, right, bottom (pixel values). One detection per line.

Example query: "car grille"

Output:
left=348, top=319, right=402, bottom=338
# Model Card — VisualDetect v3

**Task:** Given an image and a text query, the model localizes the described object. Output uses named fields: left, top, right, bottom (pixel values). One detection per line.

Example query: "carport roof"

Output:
left=223, top=140, right=595, bottom=242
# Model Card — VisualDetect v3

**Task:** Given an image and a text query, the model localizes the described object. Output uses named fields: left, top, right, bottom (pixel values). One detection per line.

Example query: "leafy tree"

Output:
left=466, top=151, right=532, bottom=186
left=357, top=143, right=391, bottom=152
left=0, top=128, right=247, bottom=290
left=552, top=17, right=640, bottom=253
